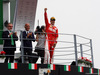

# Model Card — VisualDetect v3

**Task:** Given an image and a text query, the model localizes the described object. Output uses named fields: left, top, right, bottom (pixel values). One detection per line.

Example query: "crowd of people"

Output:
left=2, top=8, right=58, bottom=64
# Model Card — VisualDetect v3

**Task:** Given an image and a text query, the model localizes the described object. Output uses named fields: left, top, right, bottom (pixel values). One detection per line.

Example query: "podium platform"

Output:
left=0, top=63, right=99, bottom=75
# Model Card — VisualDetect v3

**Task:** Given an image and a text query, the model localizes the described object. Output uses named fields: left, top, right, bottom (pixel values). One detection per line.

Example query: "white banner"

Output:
left=14, top=0, right=38, bottom=32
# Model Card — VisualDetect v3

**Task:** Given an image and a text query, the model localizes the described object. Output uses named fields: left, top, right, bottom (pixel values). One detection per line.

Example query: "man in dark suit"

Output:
left=2, top=23, right=18, bottom=63
left=20, top=23, right=35, bottom=63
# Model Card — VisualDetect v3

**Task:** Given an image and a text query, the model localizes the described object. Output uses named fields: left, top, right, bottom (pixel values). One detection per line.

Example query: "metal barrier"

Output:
left=0, top=30, right=94, bottom=67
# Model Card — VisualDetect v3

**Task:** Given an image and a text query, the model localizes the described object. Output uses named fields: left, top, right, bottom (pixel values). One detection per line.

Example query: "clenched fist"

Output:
left=44, top=8, right=47, bottom=12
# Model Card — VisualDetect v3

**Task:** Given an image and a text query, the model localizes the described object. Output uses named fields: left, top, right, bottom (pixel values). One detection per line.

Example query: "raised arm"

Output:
left=44, top=8, right=50, bottom=29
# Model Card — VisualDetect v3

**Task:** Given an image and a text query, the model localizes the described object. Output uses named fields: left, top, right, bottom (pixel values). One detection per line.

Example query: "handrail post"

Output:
left=80, top=44, right=83, bottom=57
left=90, top=39, right=94, bottom=68
left=20, top=31, right=24, bottom=63
left=74, top=34, right=78, bottom=66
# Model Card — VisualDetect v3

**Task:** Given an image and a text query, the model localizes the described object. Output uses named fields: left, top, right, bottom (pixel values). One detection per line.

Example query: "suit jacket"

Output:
left=20, top=31, right=35, bottom=51
left=2, top=31, right=18, bottom=51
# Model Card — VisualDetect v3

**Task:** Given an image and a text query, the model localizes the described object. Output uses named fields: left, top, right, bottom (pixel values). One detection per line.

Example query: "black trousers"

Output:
left=35, top=48, right=45, bottom=64
left=4, top=50, right=15, bottom=63
left=18, top=53, right=39, bottom=63
left=24, top=50, right=32, bottom=63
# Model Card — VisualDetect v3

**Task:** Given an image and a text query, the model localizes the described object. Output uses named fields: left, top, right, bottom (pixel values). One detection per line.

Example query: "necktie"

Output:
left=10, top=31, right=14, bottom=45
left=27, top=31, right=28, bottom=34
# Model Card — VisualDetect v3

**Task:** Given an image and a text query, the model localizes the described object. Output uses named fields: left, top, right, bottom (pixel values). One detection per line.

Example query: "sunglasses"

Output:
left=50, top=19, right=56, bottom=21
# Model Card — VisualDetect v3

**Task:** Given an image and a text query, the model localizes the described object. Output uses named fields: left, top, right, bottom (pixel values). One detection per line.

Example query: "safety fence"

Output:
left=0, top=30, right=94, bottom=67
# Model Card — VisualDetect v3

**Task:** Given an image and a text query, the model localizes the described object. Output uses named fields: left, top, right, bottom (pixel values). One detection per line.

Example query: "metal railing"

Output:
left=0, top=30, right=94, bottom=67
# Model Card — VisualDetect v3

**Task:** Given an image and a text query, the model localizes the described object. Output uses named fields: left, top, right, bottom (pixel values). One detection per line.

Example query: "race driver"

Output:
left=44, top=8, right=58, bottom=64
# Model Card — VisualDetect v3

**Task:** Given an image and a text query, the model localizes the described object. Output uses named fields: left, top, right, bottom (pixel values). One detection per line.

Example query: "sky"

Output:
left=34, top=0, right=100, bottom=68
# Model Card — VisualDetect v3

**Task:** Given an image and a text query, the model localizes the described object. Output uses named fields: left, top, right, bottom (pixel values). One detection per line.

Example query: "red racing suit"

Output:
left=44, top=11, right=58, bottom=63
